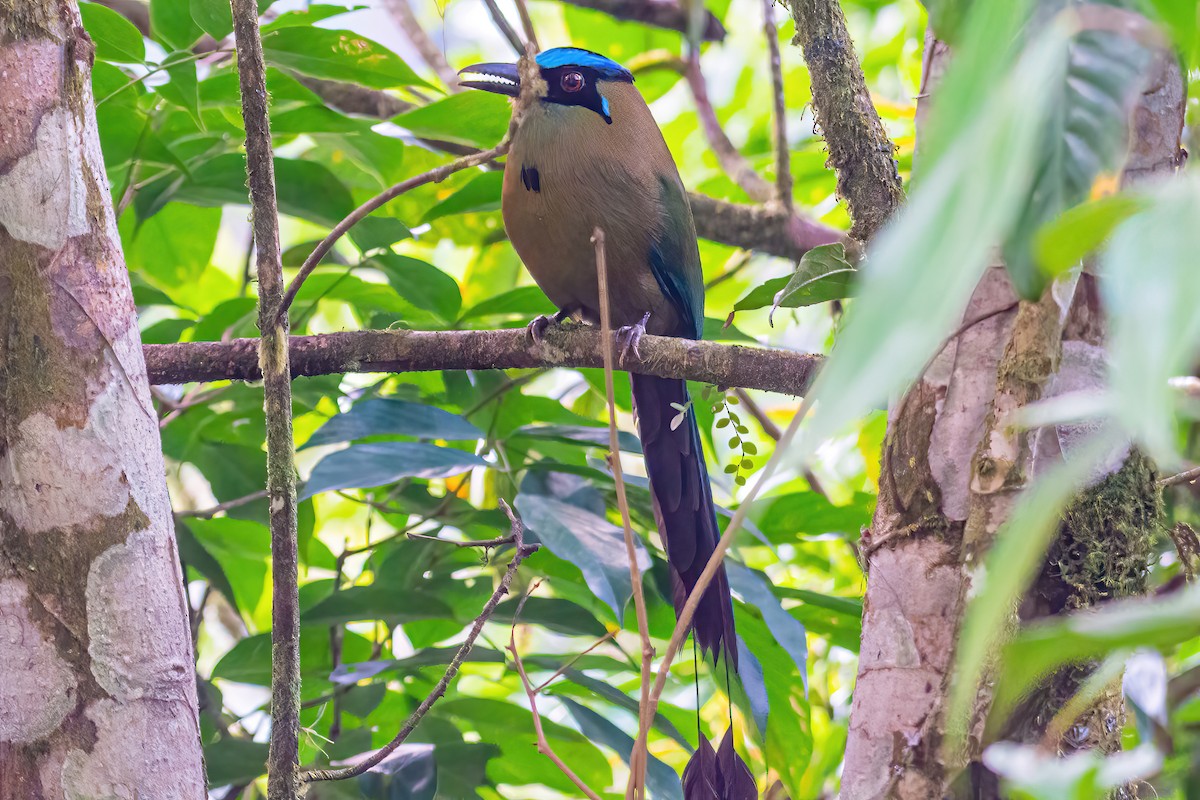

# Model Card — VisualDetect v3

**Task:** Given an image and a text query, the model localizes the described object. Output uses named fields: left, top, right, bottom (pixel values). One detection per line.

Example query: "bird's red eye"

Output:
left=561, top=71, right=585, bottom=93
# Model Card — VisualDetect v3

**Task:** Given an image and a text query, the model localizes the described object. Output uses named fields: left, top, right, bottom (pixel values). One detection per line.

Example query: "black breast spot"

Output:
left=520, top=165, right=541, bottom=193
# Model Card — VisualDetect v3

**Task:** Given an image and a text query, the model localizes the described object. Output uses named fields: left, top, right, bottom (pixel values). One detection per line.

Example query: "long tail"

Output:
left=631, top=373, right=737, bottom=670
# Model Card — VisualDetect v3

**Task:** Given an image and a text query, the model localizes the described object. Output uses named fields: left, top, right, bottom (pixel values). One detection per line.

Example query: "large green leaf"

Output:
left=558, top=697, right=684, bottom=800
left=726, top=564, right=807, bottom=682
left=79, top=2, right=146, bottom=63
left=263, top=27, right=432, bottom=90
left=796, top=25, right=1069, bottom=459
left=395, top=93, right=512, bottom=148
left=151, top=0, right=203, bottom=51
left=204, top=737, right=269, bottom=787
left=300, top=442, right=488, bottom=498
left=422, top=173, right=504, bottom=223
left=732, top=243, right=856, bottom=318
left=1004, top=30, right=1151, bottom=297
left=1102, top=175, right=1200, bottom=462
left=123, top=202, right=220, bottom=290
left=372, top=254, right=463, bottom=323
left=515, top=472, right=649, bottom=623
left=301, top=399, right=482, bottom=449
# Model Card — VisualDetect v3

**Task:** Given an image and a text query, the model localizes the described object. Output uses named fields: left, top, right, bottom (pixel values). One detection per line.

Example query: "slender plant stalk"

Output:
left=592, top=228, right=655, bottom=800
left=228, top=1, right=299, bottom=797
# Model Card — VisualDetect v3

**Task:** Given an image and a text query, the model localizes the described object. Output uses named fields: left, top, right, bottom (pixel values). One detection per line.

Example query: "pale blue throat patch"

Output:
left=535, top=47, right=633, bottom=81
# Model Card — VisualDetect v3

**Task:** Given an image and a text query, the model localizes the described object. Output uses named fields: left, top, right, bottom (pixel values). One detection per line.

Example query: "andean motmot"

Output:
left=459, top=47, right=739, bottom=684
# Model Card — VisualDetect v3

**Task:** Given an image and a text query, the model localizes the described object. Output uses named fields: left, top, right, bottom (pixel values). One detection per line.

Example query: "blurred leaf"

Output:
left=395, top=92, right=511, bottom=149
left=422, top=173, right=503, bottom=223
left=151, top=0, right=203, bottom=51
left=302, top=584, right=454, bottom=626
left=350, top=216, right=412, bottom=254
left=751, top=490, right=873, bottom=542
left=124, top=202, right=220, bottom=290
left=175, top=520, right=241, bottom=615
left=79, top=2, right=146, bottom=62
left=214, top=628, right=377, bottom=685
left=300, top=442, right=488, bottom=498
left=263, top=27, right=432, bottom=90
left=204, top=737, right=268, bottom=787
left=983, top=741, right=1162, bottom=800
left=1034, top=192, right=1148, bottom=275
left=491, top=596, right=607, bottom=637
left=516, top=472, right=649, bottom=622
left=512, top=424, right=643, bottom=454
left=552, top=668, right=693, bottom=751
left=263, top=5, right=367, bottom=31
left=1102, top=175, right=1200, bottom=462
left=1003, top=30, right=1151, bottom=297
left=301, top=399, right=482, bottom=449
left=950, top=433, right=1118, bottom=744
left=738, top=614, right=811, bottom=795
left=558, top=697, right=683, bottom=800
left=797, top=26, right=1069, bottom=459
left=355, top=745, right=437, bottom=800
left=460, top=285, right=555, bottom=321
left=1142, top=0, right=1199, bottom=65
left=727, top=564, right=807, bottom=683
left=330, top=647, right=508, bottom=685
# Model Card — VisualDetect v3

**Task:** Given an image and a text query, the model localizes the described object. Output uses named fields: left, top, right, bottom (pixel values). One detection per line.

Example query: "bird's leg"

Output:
left=615, top=312, right=651, bottom=366
left=527, top=306, right=579, bottom=343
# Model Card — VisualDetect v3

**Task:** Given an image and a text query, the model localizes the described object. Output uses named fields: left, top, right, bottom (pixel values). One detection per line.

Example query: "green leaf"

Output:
left=1102, top=175, right=1200, bottom=462
left=301, top=398, right=482, bottom=449
left=348, top=215, right=411, bottom=254
left=552, top=668, right=693, bottom=751
left=355, top=746, right=438, bottom=800
left=422, top=172, right=503, bottom=223
left=490, top=596, right=608, bottom=637
left=79, top=2, right=146, bottom=63
left=151, top=0, right=203, bottom=51
left=796, top=25, right=1070, bottom=461
left=732, top=243, right=856, bottom=317
left=156, top=50, right=202, bottom=128
left=512, top=424, right=643, bottom=454
left=515, top=472, right=649, bottom=623
left=751, top=490, right=873, bottom=543
left=1034, top=192, right=1148, bottom=276
left=301, top=585, right=454, bottom=626
left=395, top=92, right=512, bottom=148
left=726, top=564, right=807, bottom=682
left=123, top=202, right=220, bottom=289
left=175, top=521, right=241, bottom=615
left=460, top=285, right=554, bottom=321
left=372, top=254, right=463, bottom=322
left=558, top=697, right=683, bottom=800
left=263, top=27, right=432, bottom=90
left=204, top=738, right=268, bottom=787
left=263, top=4, right=368, bottom=31
left=300, top=442, right=486, bottom=498
left=1003, top=30, right=1151, bottom=297
left=188, top=0, right=233, bottom=40
left=1142, top=0, right=1199, bottom=66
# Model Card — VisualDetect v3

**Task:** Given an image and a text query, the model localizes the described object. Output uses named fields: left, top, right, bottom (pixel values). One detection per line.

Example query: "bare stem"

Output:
left=762, top=0, right=793, bottom=210
left=229, top=1, right=300, bottom=797
left=592, top=228, right=654, bottom=800
left=379, top=0, right=462, bottom=91
left=483, top=0, right=526, bottom=53
left=302, top=501, right=537, bottom=783
left=1159, top=465, right=1200, bottom=488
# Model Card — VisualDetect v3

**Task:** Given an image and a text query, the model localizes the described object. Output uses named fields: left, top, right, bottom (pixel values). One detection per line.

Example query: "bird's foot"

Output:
left=615, top=312, right=651, bottom=366
left=527, top=307, right=579, bottom=344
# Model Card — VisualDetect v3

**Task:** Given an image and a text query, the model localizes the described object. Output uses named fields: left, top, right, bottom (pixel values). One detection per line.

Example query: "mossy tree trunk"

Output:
left=840, top=30, right=1185, bottom=800
left=0, top=2, right=206, bottom=797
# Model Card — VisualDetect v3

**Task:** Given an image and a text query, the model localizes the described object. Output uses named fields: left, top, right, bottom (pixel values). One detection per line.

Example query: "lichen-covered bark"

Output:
left=841, top=30, right=1184, bottom=800
left=0, top=3, right=205, bottom=797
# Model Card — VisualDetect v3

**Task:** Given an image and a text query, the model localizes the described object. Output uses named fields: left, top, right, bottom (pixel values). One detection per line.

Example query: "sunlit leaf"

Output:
left=79, top=2, right=146, bottom=63
left=301, top=398, right=482, bottom=449
left=1034, top=192, right=1148, bottom=275
left=422, top=172, right=503, bottom=223
left=559, top=697, right=684, bottom=800
left=395, top=92, right=512, bottom=148
left=300, top=442, right=488, bottom=498
left=263, top=27, right=432, bottom=90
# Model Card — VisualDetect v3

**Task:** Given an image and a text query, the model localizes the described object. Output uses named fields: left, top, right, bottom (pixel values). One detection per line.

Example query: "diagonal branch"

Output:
left=789, top=0, right=904, bottom=240
left=229, top=1, right=300, bottom=798
left=379, top=0, right=462, bottom=92
left=762, top=0, right=793, bottom=211
left=142, top=325, right=824, bottom=396
left=302, top=501, right=537, bottom=783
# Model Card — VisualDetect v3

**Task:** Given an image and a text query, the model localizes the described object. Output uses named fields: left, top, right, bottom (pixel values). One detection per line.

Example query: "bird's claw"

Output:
left=527, top=314, right=553, bottom=344
left=615, top=312, right=651, bottom=366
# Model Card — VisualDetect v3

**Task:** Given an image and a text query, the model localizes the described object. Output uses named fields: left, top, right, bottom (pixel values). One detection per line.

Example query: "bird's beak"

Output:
left=457, top=62, right=520, bottom=97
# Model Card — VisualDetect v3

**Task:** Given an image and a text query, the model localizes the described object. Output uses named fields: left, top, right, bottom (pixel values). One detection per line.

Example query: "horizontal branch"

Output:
left=143, top=324, right=823, bottom=396
left=560, top=0, right=725, bottom=41
left=688, top=193, right=843, bottom=261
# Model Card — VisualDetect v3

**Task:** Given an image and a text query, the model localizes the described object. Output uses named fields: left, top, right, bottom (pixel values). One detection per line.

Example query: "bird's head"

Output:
left=458, top=47, right=633, bottom=125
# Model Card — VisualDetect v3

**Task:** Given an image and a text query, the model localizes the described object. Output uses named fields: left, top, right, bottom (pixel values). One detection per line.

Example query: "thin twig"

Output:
left=302, top=501, right=538, bottom=783
left=734, top=388, right=827, bottom=497
left=483, top=0, right=526, bottom=53
left=685, top=53, right=774, bottom=203
left=532, top=631, right=619, bottom=693
left=509, top=618, right=605, bottom=800
left=408, top=532, right=516, bottom=549
left=762, top=0, right=793, bottom=210
left=277, top=51, right=547, bottom=325
left=1159, top=465, right=1200, bottom=488
left=229, top=1, right=300, bottom=798
left=592, top=228, right=655, bottom=800
left=514, top=0, right=540, bottom=52
left=626, top=397, right=814, bottom=794
left=176, top=489, right=270, bottom=520
left=379, top=0, right=462, bottom=91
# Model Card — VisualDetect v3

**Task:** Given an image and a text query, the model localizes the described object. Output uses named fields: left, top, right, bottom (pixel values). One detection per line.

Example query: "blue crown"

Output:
left=535, top=47, right=633, bottom=81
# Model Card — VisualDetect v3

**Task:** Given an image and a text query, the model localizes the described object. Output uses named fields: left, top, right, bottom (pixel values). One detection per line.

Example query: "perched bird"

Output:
left=458, top=48, right=738, bottom=673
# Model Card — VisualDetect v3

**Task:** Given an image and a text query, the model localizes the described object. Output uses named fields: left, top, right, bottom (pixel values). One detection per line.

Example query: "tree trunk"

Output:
left=840, top=27, right=1185, bottom=800
left=0, top=3, right=206, bottom=798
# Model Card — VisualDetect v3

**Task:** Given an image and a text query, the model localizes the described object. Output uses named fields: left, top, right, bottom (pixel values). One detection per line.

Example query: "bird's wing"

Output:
left=647, top=174, right=705, bottom=340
